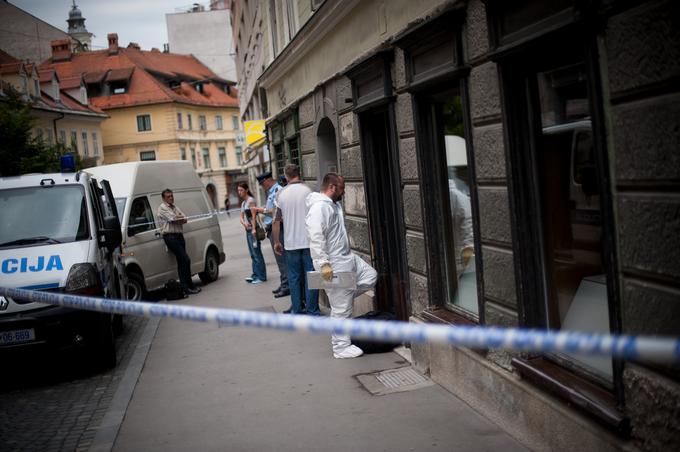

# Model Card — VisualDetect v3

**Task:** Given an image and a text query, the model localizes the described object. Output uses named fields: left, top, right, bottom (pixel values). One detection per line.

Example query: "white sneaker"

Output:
left=333, top=344, right=364, bottom=359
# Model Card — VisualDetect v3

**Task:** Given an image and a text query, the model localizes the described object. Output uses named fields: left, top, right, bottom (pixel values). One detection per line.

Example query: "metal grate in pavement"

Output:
left=376, top=367, right=428, bottom=388
left=355, top=366, right=434, bottom=396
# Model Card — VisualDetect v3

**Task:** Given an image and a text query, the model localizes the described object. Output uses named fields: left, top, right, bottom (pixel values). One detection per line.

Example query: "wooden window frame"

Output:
left=488, top=5, right=627, bottom=430
left=395, top=7, right=484, bottom=324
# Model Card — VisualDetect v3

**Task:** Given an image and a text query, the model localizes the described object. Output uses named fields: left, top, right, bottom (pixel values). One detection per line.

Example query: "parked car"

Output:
left=85, top=161, right=225, bottom=301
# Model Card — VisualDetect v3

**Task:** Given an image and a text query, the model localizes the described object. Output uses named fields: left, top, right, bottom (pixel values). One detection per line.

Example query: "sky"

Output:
left=11, top=0, right=205, bottom=51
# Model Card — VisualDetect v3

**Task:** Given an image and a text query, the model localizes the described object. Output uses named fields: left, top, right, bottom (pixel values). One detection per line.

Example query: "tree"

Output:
left=0, top=89, right=82, bottom=176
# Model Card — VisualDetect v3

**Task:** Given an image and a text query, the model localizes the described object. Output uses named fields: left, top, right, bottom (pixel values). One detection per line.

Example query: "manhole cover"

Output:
left=355, top=366, right=433, bottom=395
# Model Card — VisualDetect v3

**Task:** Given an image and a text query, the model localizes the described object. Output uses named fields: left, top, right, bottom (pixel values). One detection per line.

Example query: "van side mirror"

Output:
left=101, top=215, right=123, bottom=252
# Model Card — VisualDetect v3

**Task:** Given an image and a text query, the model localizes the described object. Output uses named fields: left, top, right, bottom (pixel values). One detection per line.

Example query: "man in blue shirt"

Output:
left=255, top=172, right=289, bottom=297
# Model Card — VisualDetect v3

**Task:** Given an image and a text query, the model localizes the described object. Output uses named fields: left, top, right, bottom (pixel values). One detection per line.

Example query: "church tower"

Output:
left=67, top=1, right=93, bottom=51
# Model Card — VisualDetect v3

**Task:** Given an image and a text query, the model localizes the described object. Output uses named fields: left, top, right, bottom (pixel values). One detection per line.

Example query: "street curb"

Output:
left=89, top=316, right=160, bottom=452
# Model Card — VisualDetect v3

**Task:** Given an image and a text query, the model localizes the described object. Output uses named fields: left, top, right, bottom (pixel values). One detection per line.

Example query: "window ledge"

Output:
left=421, top=307, right=477, bottom=326
left=512, top=357, right=629, bottom=437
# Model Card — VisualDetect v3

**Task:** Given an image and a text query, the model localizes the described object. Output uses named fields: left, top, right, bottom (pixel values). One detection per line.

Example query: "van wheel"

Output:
left=126, top=271, right=146, bottom=301
left=199, top=249, right=219, bottom=283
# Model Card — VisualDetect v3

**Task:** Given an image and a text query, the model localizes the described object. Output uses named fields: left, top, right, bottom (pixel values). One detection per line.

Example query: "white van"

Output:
left=0, top=164, right=125, bottom=369
left=85, top=161, right=225, bottom=300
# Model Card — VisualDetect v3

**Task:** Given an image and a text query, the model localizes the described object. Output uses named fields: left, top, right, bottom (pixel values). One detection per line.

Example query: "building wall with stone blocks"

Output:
left=254, top=0, right=680, bottom=450
left=463, top=0, right=517, bottom=371
left=604, top=0, right=680, bottom=448
left=393, top=47, right=427, bottom=316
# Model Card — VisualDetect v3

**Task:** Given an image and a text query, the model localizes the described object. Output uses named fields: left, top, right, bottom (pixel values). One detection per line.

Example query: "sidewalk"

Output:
left=111, top=214, right=528, bottom=452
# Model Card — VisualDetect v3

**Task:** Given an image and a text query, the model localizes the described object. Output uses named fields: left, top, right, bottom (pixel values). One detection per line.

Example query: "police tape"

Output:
left=2, top=286, right=679, bottom=363
left=130, top=208, right=241, bottom=229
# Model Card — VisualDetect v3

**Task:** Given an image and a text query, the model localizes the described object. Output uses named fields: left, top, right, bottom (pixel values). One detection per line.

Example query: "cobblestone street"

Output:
left=0, top=315, right=148, bottom=452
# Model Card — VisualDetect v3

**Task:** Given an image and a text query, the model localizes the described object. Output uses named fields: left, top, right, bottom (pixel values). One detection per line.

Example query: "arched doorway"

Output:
left=316, top=117, right=338, bottom=184
left=206, top=183, right=218, bottom=209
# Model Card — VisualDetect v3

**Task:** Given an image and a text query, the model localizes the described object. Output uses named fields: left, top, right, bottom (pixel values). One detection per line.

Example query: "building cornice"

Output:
left=258, top=0, right=362, bottom=89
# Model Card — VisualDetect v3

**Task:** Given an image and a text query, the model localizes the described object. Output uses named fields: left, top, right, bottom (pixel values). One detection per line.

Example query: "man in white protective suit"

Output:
left=306, top=173, right=378, bottom=359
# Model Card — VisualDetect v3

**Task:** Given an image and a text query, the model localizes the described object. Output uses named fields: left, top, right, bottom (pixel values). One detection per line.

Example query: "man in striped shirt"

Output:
left=158, top=189, right=201, bottom=295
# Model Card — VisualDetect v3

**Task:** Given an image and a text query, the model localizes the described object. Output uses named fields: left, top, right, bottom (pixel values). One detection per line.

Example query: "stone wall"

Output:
left=465, top=0, right=518, bottom=370
left=393, top=46, right=427, bottom=316
left=605, top=0, right=680, bottom=449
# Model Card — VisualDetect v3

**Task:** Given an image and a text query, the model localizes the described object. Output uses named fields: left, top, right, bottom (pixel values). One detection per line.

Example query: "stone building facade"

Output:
left=239, top=0, right=680, bottom=450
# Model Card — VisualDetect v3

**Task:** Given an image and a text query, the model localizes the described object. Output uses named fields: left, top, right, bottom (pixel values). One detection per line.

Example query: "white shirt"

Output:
left=157, top=202, right=185, bottom=235
left=275, top=182, right=312, bottom=250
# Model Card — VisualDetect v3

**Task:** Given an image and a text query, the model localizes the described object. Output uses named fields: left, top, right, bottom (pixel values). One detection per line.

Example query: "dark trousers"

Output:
left=163, top=233, right=194, bottom=290
left=267, top=224, right=289, bottom=291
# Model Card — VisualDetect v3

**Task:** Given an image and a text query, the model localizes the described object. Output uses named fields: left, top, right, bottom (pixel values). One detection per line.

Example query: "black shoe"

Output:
left=274, top=290, right=290, bottom=298
left=272, top=287, right=281, bottom=294
left=283, top=307, right=293, bottom=314
left=185, top=287, right=201, bottom=295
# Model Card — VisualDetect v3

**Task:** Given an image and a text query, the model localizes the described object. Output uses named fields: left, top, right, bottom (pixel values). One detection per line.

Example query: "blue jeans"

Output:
left=245, top=232, right=267, bottom=281
left=163, top=233, right=194, bottom=290
left=285, top=248, right=319, bottom=315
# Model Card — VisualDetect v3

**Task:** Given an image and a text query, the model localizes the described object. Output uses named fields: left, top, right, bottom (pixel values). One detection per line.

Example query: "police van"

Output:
left=0, top=156, right=125, bottom=369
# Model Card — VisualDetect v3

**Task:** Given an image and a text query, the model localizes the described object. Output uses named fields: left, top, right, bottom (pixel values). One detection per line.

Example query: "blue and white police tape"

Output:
left=131, top=208, right=240, bottom=229
left=2, top=286, right=679, bottom=363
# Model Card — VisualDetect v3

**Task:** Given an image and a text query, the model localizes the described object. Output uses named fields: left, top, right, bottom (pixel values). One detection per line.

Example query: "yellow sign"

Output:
left=244, top=120, right=266, bottom=147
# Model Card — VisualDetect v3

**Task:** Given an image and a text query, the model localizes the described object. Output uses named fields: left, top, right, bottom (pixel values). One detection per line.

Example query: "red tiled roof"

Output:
left=39, top=45, right=238, bottom=110
left=0, top=61, right=23, bottom=75
left=39, top=89, right=105, bottom=116
left=59, top=75, right=82, bottom=90
left=106, top=67, right=134, bottom=82
left=83, top=70, right=108, bottom=84
left=38, top=68, right=56, bottom=83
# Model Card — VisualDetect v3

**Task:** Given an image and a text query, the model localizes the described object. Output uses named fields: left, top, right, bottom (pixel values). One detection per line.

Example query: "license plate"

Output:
left=0, top=328, right=36, bottom=345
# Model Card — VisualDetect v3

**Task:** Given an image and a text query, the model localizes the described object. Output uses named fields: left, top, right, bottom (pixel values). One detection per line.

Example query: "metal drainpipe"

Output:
left=53, top=111, right=65, bottom=148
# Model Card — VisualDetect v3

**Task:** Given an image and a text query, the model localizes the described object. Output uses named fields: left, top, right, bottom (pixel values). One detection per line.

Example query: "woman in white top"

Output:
left=238, top=181, right=267, bottom=284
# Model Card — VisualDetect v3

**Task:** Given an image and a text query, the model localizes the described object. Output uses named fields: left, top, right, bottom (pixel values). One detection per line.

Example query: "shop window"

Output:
left=534, top=60, right=612, bottom=381
left=417, top=89, right=479, bottom=317
left=396, top=9, right=480, bottom=320
left=495, top=24, right=624, bottom=427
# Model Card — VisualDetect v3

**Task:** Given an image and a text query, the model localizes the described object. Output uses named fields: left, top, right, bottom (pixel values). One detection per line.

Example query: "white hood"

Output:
left=305, top=192, right=353, bottom=270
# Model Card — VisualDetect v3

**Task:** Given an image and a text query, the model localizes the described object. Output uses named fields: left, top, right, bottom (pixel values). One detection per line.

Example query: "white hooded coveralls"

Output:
left=305, top=192, right=377, bottom=353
